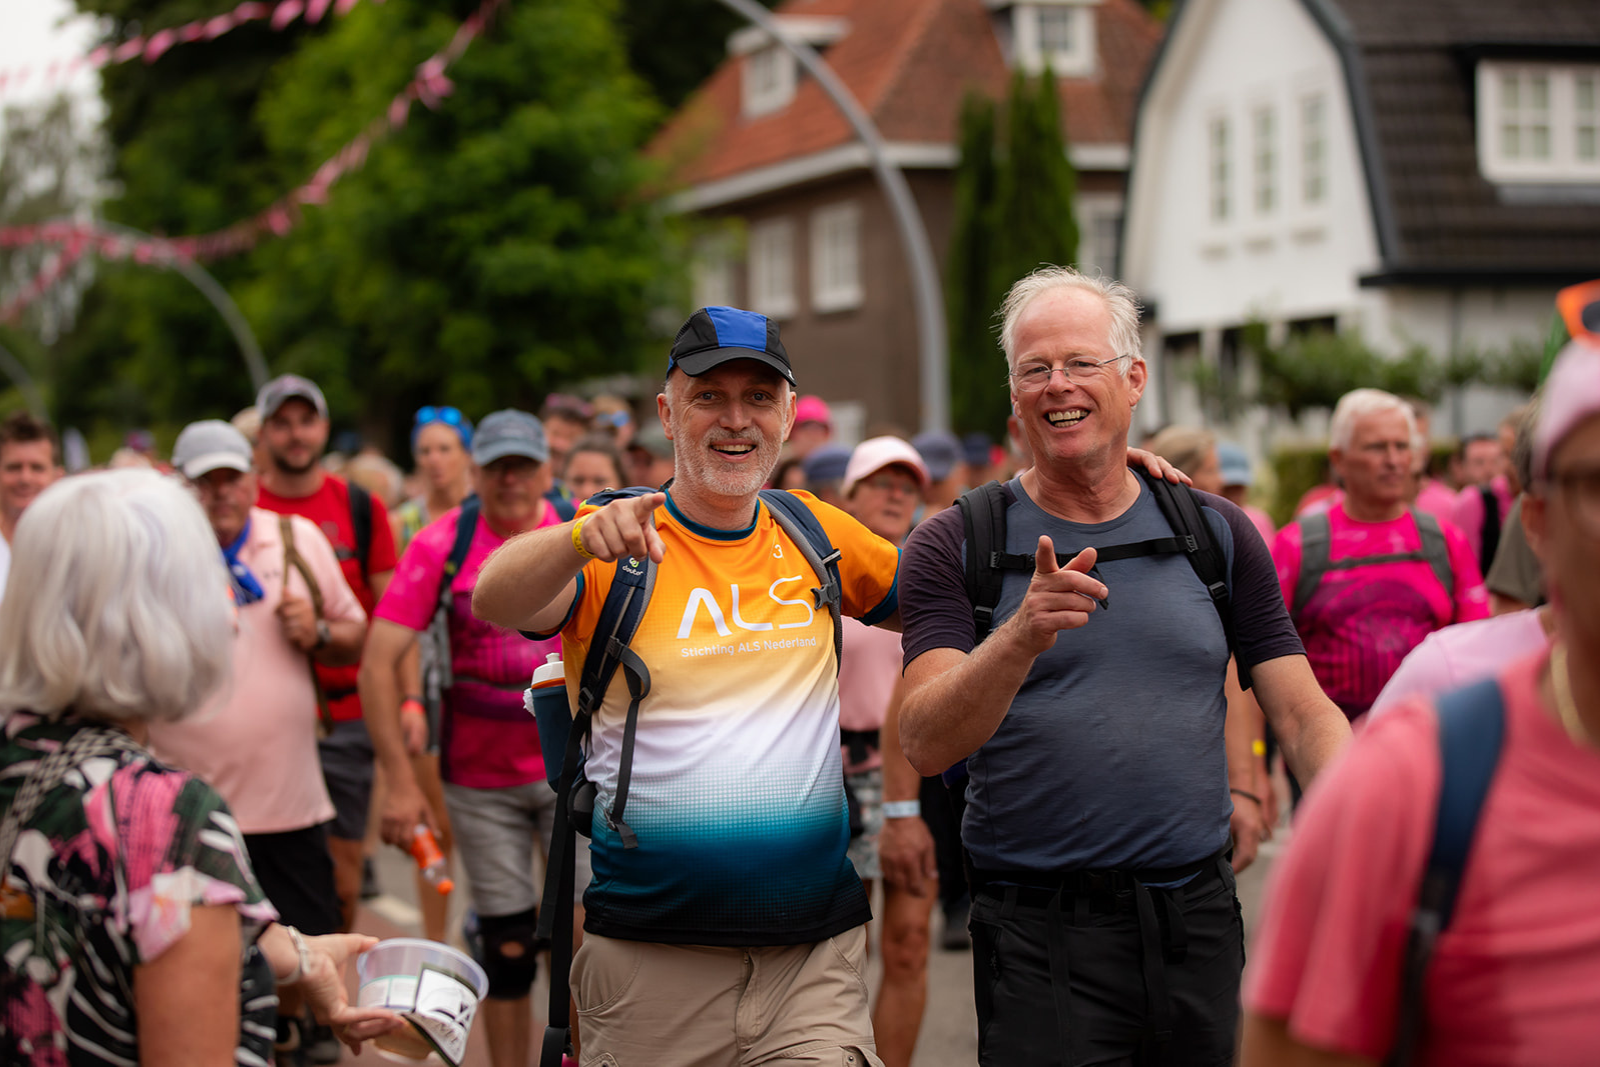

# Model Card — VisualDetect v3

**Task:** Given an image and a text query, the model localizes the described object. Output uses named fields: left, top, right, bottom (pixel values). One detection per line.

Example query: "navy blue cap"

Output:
left=961, top=432, right=993, bottom=469
left=912, top=430, right=963, bottom=482
left=668, top=306, right=795, bottom=387
left=800, top=443, right=852, bottom=484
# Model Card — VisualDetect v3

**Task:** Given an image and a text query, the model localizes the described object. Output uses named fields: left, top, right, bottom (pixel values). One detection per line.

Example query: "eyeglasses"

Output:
left=860, top=473, right=921, bottom=496
left=413, top=405, right=473, bottom=449
left=1556, top=280, right=1600, bottom=345
left=1546, top=464, right=1600, bottom=539
left=1009, top=355, right=1132, bottom=392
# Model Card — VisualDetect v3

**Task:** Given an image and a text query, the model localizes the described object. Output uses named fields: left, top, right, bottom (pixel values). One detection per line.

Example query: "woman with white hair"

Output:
left=0, top=470, right=400, bottom=1065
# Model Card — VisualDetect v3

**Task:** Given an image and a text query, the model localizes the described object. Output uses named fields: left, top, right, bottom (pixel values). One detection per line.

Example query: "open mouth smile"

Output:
left=1046, top=409, right=1089, bottom=427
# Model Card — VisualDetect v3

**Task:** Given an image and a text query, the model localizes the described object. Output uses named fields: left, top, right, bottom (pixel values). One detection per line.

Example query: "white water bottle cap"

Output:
left=530, top=651, right=564, bottom=689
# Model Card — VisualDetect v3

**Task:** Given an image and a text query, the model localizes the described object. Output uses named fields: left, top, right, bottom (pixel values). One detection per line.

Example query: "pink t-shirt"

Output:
left=376, top=503, right=560, bottom=789
left=149, top=509, right=365, bottom=834
left=1369, top=610, right=1550, bottom=719
left=1274, top=504, right=1489, bottom=716
left=1243, top=504, right=1276, bottom=548
left=837, top=617, right=902, bottom=774
left=1449, top=476, right=1514, bottom=570
left=1413, top=478, right=1459, bottom=527
left=1244, top=651, right=1600, bottom=1065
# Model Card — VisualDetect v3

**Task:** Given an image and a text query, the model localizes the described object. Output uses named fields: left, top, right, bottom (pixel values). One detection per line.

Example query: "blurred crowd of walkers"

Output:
left=1, top=269, right=1595, bottom=1067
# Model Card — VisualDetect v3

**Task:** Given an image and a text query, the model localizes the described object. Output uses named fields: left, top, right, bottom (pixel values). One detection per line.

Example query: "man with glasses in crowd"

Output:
left=896, top=266, right=1351, bottom=1066
left=362, top=410, right=581, bottom=1067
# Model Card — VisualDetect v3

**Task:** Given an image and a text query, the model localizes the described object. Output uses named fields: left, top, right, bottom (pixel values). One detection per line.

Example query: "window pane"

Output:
left=1530, top=75, right=1549, bottom=110
left=1039, top=7, right=1073, bottom=53
left=1501, top=73, right=1519, bottom=110
left=1254, top=107, right=1275, bottom=214
left=1209, top=118, right=1229, bottom=220
left=1578, top=126, right=1597, bottom=161
left=1302, top=94, right=1326, bottom=204
left=1577, top=75, right=1596, bottom=112
left=1503, top=123, right=1521, bottom=159
left=1530, top=124, right=1550, bottom=159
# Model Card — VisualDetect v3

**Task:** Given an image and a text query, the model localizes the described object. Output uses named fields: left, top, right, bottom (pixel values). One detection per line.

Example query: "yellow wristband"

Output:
left=571, top=516, right=598, bottom=561
left=1251, top=739, right=1266, bottom=757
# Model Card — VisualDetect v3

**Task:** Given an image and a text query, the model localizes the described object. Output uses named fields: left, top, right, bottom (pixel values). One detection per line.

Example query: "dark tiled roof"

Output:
left=1315, top=0, right=1600, bottom=279
left=647, top=0, right=1164, bottom=191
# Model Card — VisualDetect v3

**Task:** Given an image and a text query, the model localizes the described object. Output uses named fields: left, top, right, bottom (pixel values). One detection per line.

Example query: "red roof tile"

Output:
left=648, top=0, right=1164, bottom=191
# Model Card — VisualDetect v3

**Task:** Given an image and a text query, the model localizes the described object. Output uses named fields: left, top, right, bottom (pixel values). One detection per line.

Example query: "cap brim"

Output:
left=473, top=442, right=549, bottom=467
left=259, top=389, right=327, bottom=419
left=672, top=347, right=796, bottom=387
left=181, top=454, right=251, bottom=480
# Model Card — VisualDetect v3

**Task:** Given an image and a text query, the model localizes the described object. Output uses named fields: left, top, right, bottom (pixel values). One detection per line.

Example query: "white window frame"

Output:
left=1252, top=104, right=1276, bottom=215
left=747, top=218, right=796, bottom=320
left=743, top=45, right=796, bottom=119
left=1208, top=115, right=1230, bottom=223
left=1013, top=2, right=1096, bottom=78
left=809, top=201, right=862, bottom=314
left=691, top=233, right=738, bottom=310
left=1477, top=61, right=1600, bottom=183
left=1075, top=193, right=1123, bottom=279
left=1300, top=92, right=1327, bottom=206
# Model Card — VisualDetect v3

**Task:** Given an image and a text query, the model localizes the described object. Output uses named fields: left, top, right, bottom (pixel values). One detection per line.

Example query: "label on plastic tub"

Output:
left=359, top=963, right=480, bottom=1066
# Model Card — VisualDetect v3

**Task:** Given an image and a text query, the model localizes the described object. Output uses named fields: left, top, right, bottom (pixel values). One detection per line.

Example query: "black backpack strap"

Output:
left=759, top=489, right=844, bottom=674
left=1477, top=486, right=1501, bottom=570
left=1387, top=678, right=1505, bottom=1067
left=437, top=495, right=480, bottom=614
left=348, top=481, right=373, bottom=581
left=1412, top=510, right=1455, bottom=606
left=957, top=481, right=1010, bottom=641
left=1147, top=477, right=1251, bottom=691
left=1292, top=511, right=1333, bottom=618
left=421, top=496, right=480, bottom=746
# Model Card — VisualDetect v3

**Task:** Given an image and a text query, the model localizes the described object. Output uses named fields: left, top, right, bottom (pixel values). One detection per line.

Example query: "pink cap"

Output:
left=841, top=436, right=930, bottom=498
left=1534, top=339, right=1600, bottom=482
left=795, top=395, right=832, bottom=428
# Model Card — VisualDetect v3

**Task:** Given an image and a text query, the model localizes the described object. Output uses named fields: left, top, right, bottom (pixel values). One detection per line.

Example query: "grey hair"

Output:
left=0, top=470, right=235, bottom=725
left=998, top=266, right=1144, bottom=378
left=1329, top=388, right=1416, bottom=452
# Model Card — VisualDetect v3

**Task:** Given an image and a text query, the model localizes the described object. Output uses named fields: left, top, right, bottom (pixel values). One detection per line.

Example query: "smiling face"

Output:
left=1008, top=286, right=1146, bottom=476
left=0, top=439, right=60, bottom=524
left=659, top=360, right=794, bottom=503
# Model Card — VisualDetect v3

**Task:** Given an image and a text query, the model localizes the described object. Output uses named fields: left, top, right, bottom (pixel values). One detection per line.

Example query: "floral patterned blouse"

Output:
left=0, top=713, right=280, bottom=1066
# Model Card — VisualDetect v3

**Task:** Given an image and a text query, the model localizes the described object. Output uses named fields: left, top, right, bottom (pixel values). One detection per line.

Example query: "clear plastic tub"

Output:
left=356, top=938, right=488, bottom=1066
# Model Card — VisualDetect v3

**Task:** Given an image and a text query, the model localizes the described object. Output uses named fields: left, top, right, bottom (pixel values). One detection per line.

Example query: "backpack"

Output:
left=957, top=472, right=1252, bottom=690
left=347, top=481, right=373, bottom=581
left=535, top=487, right=843, bottom=1067
left=1385, top=677, right=1505, bottom=1066
left=1290, top=509, right=1452, bottom=618
left=417, top=495, right=482, bottom=750
left=1476, top=485, right=1501, bottom=571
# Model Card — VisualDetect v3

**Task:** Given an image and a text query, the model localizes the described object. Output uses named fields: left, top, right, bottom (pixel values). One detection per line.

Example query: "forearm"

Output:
left=311, top=618, right=366, bottom=667
left=900, top=619, right=1040, bottom=775
left=473, top=523, right=583, bottom=632
left=879, top=679, right=920, bottom=804
left=1253, top=655, right=1351, bottom=789
left=358, top=626, right=417, bottom=786
left=257, top=922, right=304, bottom=984
left=1224, top=662, right=1260, bottom=794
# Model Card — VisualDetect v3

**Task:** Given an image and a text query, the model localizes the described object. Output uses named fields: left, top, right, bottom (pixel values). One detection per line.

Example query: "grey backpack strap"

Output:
left=1412, top=511, right=1454, bottom=603
left=1291, top=511, right=1333, bottom=618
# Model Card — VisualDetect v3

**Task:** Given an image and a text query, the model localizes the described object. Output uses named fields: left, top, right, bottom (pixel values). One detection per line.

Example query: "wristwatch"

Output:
left=313, top=620, right=331, bottom=650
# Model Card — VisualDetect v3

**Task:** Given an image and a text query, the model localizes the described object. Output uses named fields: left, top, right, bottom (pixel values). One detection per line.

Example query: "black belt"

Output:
left=975, top=849, right=1231, bottom=1065
left=839, top=728, right=880, bottom=767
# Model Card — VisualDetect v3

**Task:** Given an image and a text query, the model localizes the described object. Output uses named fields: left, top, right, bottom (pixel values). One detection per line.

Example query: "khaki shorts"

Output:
left=572, top=926, right=883, bottom=1067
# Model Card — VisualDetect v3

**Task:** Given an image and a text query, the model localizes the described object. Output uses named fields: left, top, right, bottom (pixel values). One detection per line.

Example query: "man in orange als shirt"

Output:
left=475, top=307, right=902, bottom=1067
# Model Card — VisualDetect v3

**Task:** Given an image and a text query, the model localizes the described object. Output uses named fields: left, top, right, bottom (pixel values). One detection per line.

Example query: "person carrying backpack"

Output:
left=1241, top=339, right=1600, bottom=1066
left=896, top=267, right=1353, bottom=1067
left=1274, top=389, right=1490, bottom=725
left=359, top=410, right=580, bottom=1067
left=473, top=307, right=904, bottom=1067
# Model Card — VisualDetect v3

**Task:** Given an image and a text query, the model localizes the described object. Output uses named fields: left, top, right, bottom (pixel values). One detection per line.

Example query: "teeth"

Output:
left=714, top=444, right=755, bottom=454
left=1047, top=410, right=1087, bottom=426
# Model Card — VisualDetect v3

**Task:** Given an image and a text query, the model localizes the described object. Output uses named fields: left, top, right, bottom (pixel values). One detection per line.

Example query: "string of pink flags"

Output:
left=0, top=0, right=377, bottom=101
left=0, top=0, right=507, bottom=323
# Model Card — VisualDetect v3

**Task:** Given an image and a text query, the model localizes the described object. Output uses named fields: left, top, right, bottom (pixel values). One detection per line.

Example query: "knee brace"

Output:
left=477, top=906, right=539, bottom=999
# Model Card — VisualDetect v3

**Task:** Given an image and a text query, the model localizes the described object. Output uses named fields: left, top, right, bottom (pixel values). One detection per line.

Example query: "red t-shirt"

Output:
left=1245, top=650, right=1600, bottom=1065
left=258, top=475, right=397, bottom=722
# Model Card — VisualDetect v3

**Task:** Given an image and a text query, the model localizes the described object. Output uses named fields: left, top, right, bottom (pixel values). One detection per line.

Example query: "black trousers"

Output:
left=245, top=821, right=341, bottom=937
left=970, top=855, right=1243, bottom=1067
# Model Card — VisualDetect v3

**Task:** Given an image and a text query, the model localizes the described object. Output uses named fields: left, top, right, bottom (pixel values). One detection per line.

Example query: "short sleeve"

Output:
left=365, top=492, right=399, bottom=575
left=289, top=515, right=367, bottom=626
left=899, top=505, right=976, bottom=666
left=1200, top=492, right=1304, bottom=668
left=789, top=492, right=901, bottom=623
left=124, top=767, right=277, bottom=964
left=1440, top=522, right=1490, bottom=623
left=1244, top=700, right=1440, bottom=1059
left=375, top=514, right=455, bottom=632
left=1450, top=488, right=1486, bottom=560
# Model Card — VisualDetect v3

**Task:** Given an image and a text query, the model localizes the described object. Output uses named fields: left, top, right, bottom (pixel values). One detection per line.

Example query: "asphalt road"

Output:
left=342, top=821, right=1286, bottom=1067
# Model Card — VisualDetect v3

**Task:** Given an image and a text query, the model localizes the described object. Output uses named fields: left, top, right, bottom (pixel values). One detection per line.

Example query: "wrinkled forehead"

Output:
left=670, top=358, right=791, bottom=395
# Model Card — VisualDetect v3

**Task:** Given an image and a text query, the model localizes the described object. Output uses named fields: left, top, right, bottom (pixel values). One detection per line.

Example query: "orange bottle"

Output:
left=408, top=824, right=454, bottom=895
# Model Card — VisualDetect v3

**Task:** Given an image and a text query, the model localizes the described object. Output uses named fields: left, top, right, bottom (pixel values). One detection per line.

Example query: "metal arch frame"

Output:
left=710, top=0, right=950, bottom=433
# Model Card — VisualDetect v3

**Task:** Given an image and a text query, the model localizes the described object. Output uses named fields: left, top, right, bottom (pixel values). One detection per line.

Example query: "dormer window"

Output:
left=1011, top=1, right=1097, bottom=78
left=1476, top=61, right=1600, bottom=183
left=743, top=46, right=796, bottom=118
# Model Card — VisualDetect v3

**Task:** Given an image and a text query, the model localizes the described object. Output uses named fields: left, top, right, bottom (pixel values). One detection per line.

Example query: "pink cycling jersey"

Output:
left=1274, top=504, right=1488, bottom=717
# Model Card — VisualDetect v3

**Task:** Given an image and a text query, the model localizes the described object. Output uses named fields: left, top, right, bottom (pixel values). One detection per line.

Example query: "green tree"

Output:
left=617, top=0, right=779, bottom=110
left=57, top=0, right=676, bottom=448
left=945, top=69, right=1079, bottom=437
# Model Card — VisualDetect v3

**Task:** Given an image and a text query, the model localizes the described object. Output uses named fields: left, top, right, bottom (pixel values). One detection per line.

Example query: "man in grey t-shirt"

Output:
left=898, top=267, right=1351, bottom=1067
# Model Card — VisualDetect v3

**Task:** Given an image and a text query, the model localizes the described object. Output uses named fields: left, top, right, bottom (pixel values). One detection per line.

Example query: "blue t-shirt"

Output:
left=900, top=478, right=1302, bottom=872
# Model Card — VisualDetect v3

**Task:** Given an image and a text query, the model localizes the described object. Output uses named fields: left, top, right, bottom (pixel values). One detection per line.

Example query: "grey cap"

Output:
left=473, top=409, right=549, bottom=466
left=629, top=422, right=673, bottom=460
left=256, top=373, right=328, bottom=420
left=172, top=419, right=253, bottom=479
left=911, top=430, right=963, bottom=482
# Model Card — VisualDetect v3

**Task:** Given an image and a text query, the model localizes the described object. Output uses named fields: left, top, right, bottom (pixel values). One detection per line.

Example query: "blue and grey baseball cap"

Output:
left=667, top=306, right=795, bottom=387
left=472, top=409, right=549, bottom=466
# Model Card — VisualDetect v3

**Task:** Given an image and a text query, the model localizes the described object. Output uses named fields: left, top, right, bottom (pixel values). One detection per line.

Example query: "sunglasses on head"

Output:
left=1556, top=280, right=1600, bottom=345
left=415, top=405, right=467, bottom=428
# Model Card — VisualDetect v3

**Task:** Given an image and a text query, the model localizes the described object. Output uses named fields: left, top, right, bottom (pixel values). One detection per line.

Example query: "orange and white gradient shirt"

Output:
left=548, top=490, right=900, bottom=945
